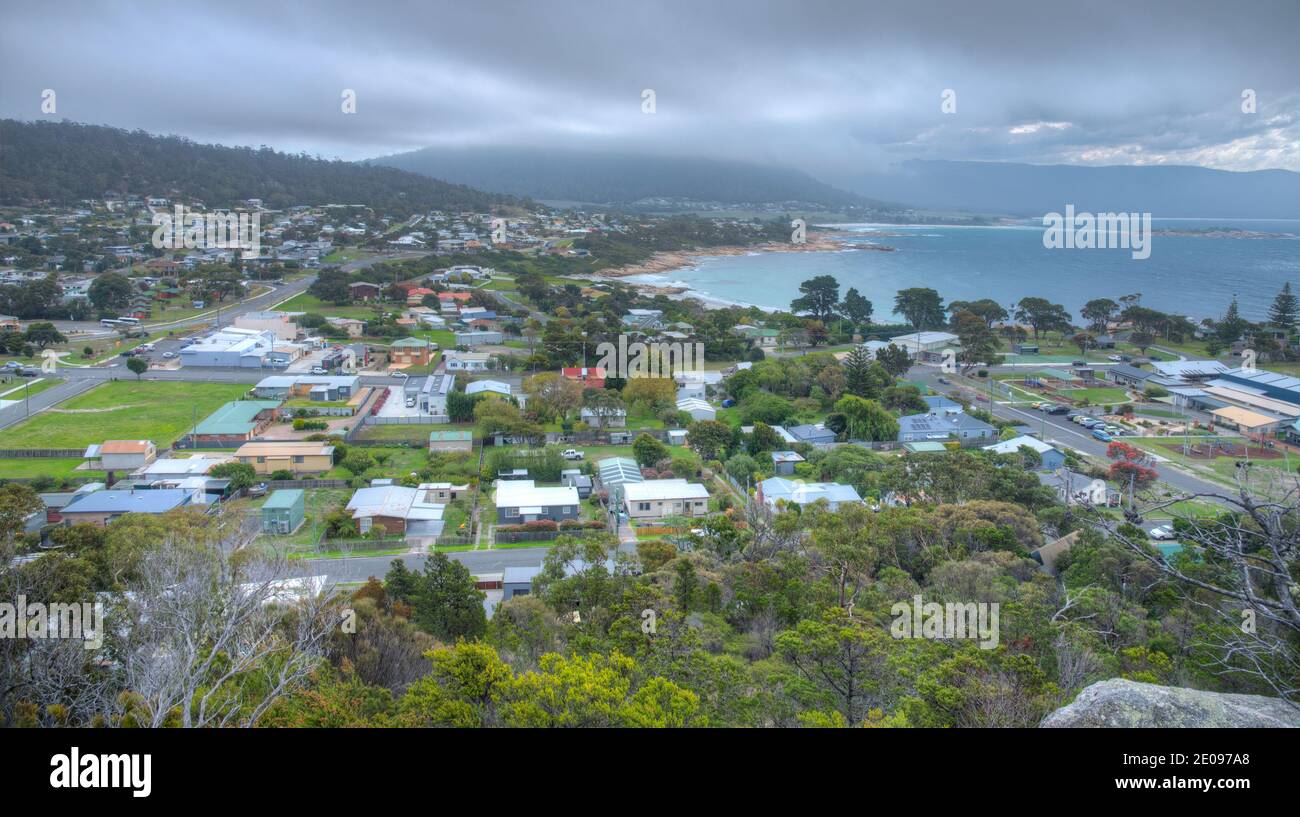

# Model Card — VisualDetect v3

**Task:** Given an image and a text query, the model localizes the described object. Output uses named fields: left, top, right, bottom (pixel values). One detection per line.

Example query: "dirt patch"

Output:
left=1154, top=441, right=1284, bottom=460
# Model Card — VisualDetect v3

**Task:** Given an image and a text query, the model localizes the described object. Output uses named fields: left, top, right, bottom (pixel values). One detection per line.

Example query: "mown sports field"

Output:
left=0, top=380, right=250, bottom=449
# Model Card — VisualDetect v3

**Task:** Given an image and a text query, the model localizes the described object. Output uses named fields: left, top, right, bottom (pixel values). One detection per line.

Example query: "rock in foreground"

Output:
left=1040, top=679, right=1300, bottom=728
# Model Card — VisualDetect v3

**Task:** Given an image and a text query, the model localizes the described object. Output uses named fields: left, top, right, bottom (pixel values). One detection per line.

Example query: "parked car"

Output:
left=1071, top=360, right=1087, bottom=367
left=1104, top=425, right=1123, bottom=435
left=391, top=371, right=408, bottom=380
left=1149, top=524, right=1176, bottom=540
left=16, top=367, right=38, bottom=377
left=1, top=361, right=22, bottom=370
left=162, top=351, right=176, bottom=359
left=404, top=396, right=416, bottom=408
left=310, top=366, right=327, bottom=375
left=1107, top=354, right=1122, bottom=362
left=1092, top=429, right=1112, bottom=442
left=247, top=482, right=269, bottom=498
left=562, top=449, right=584, bottom=460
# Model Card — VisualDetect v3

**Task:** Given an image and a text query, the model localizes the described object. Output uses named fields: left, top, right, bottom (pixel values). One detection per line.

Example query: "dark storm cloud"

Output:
left=2, top=0, right=1296, bottom=174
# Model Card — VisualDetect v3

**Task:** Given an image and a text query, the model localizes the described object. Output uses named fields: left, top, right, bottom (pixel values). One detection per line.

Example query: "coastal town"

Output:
left=2, top=0, right=1298, bottom=747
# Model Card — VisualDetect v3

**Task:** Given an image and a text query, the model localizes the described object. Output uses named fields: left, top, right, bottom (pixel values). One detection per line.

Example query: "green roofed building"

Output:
left=189, top=400, right=282, bottom=443
left=903, top=441, right=949, bottom=453
left=261, top=489, right=305, bottom=535
left=428, top=429, right=473, bottom=452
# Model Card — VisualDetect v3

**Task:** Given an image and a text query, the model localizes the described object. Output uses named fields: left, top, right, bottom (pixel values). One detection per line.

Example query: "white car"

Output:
left=162, top=351, right=176, bottom=359
left=391, top=371, right=408, bottom=379
left=561, top=449, right=584, bottom=460
left=310, top=366, right=327, bottom=375
left=1149, top=525, right=1176, bottom=540
left=1107, top=354, right=1122, bottom=362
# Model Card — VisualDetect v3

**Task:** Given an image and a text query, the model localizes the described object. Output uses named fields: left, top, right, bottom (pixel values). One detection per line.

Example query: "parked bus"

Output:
left=100, top=318, right=124, bottom=328
left=116, top=316, right=141, bottom=325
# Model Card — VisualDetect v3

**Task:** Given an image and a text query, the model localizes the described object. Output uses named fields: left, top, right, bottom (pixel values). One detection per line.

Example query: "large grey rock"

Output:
left=1040, top=679, right=1300, bottom=728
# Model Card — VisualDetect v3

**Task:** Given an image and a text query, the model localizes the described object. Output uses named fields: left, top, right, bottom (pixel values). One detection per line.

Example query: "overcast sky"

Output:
left=3, top=0, right=1297, bottom=178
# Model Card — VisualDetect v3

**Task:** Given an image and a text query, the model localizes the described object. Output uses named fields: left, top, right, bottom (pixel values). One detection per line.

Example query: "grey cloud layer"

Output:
left=2, top=0, right=1296, bottom=172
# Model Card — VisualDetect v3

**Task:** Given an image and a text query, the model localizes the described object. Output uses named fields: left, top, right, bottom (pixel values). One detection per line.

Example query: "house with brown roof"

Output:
left=234, top=441, right=336, bottom=475
left=348, top=281, right=382, bottom=302
left=84, top=439, right=157, bottom=471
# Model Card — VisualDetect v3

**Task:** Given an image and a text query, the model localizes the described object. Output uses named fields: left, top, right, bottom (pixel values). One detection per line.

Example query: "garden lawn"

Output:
left=0, top=381, right=250, bottom=449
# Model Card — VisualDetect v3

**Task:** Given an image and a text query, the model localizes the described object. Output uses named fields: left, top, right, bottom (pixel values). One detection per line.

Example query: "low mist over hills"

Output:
left=0, top=119, right=522, bottom=212
left=843, top=159, right=1300, bottom=219
left=372, top=146, right=872, bottom=209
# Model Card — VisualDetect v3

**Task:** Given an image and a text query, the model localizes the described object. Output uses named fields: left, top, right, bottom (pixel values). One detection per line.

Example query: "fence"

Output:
left=310, top=537, right=408, bottom=553
left=494, top=528, right=606, bottom=545
left=266, top=478, right=352, bottom=489
left=542, top=429, right=670, bottom=445
left=0, top=448, right=89, bottom=458
left=364, top=414, right=451, bottom=425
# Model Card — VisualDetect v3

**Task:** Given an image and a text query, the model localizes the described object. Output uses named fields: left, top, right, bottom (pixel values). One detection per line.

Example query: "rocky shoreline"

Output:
left=593, top=231, right=891, bottom=280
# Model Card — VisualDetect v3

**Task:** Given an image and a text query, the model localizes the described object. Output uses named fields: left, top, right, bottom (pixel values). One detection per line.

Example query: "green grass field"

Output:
left=1060, top=387, right=1131, bottom=405
left=0, top=458, right=104, bottom=480
left=274, top=291, right=384, bottom=321
left=0, top=381, right=250, bottom=449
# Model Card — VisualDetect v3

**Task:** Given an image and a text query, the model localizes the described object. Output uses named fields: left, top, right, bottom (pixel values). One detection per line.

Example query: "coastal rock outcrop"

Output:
left=1039, top=679, right=1300, bottom=728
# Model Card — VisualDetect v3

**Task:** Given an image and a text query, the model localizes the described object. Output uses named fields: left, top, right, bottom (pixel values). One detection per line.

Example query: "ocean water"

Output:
left=626, top=219, right=1300, bottom=323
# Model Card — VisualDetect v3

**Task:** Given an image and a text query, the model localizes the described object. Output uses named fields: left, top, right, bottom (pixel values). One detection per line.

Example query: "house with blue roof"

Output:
left=897, top=411, right=997, bottom=444
left=60, top=488, right=196, bottom=527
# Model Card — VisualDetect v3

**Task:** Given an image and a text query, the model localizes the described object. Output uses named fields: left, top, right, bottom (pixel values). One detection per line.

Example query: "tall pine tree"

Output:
left=1268, top=282, right=1298, bottom=332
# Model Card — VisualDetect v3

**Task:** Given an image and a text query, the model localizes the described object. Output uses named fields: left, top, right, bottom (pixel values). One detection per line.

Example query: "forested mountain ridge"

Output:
left=373, top=146, right=873, bottom=209
left=0, top=119, right=522, bottom=213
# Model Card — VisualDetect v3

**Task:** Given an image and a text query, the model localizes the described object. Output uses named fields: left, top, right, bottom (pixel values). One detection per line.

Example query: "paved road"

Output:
left=908, top=366, right=1231, bottom=501
left=303, top=547, right=551, bottom=583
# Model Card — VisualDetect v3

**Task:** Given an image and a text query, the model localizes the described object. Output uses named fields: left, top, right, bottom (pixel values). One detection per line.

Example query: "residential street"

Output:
left=907, top=366, right=1234, bottom=502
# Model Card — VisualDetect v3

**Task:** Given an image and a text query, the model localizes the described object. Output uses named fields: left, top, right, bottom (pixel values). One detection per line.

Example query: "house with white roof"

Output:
left=133, top=454, right=233, bottom=480
left=758, top=477, right=862, bottom=511
left=495, top=480, right=579, bottom=525
left=623, top=479, right=710, bottom=519
left=345, top=484, right=446, bottom=540
left=466, top=379, right=512, bottom=398
left=676, top=397, right=716, bottom=421
left=443, top=351, right=492, bottom=372
left=889, top=331, right=960, bottom=363
left=983, top=435, right=1065, bottom=471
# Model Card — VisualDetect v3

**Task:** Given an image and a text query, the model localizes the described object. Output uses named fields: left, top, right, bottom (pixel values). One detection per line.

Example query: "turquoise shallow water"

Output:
left=627, top=219, right=1300, bottom=323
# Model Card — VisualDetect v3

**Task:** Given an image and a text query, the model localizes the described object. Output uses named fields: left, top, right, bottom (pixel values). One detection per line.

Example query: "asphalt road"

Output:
left=303, top=547, right=551, bottom=583
left=908, top=366, right=1231, bottom=501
